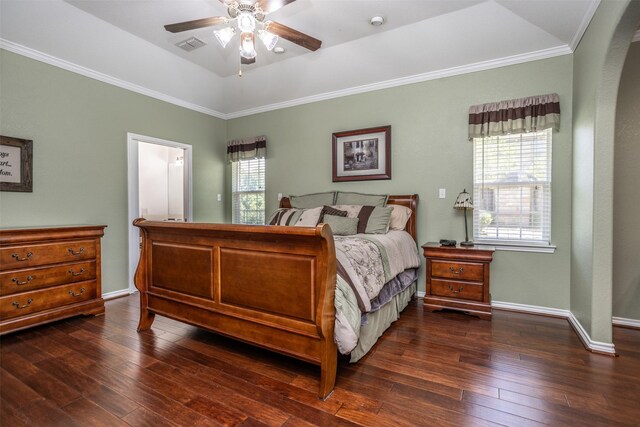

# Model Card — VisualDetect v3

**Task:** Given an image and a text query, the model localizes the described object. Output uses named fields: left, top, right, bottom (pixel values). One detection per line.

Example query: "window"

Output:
left=232, top=158, right=265, bottom=224
left=472, top=129, right=552, bottom=248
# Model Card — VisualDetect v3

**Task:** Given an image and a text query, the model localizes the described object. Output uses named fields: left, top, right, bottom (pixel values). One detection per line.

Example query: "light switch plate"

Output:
left=439, top=188, right=446, bottom=199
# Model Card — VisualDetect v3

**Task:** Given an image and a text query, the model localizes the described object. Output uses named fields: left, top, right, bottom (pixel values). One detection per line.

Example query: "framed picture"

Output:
left=0, top=135, right=33, bottom=192
left=332, top=125, right=391, bottom=182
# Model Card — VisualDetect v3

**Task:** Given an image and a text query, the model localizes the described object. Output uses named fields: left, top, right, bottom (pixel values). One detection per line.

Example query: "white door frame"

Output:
left=127, top=133, right=193, bottom=293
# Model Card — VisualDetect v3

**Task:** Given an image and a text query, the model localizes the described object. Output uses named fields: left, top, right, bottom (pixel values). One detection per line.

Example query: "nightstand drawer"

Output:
left=431, top=279, right=483, bottom=302
left=431, top=260, right=484, bottom=281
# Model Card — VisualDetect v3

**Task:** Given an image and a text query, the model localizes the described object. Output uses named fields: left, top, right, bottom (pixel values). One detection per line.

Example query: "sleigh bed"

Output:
left=133, top=194, right=419, bottom=399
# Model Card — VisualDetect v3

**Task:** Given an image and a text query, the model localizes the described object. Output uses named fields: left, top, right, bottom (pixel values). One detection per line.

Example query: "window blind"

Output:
left=472, top=129, right=552, bottom=245
left=232, top=158, right=265, bottom=225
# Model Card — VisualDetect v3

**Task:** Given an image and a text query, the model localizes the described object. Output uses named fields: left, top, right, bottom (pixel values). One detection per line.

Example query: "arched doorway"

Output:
left=571, top=0, right=640, bottom=352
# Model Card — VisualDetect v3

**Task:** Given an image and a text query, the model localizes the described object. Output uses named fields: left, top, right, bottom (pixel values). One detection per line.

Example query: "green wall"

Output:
left=228, top=55, right=575, bottom=309
left=613, top=41, right=640, bottom=321
left=0, top=50, right=228, bottom=294
left=571, top=0, right=639, bottom=342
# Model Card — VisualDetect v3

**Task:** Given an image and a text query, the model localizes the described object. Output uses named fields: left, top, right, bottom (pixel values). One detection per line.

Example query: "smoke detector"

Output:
left=370, top=16, right=385, bottom=26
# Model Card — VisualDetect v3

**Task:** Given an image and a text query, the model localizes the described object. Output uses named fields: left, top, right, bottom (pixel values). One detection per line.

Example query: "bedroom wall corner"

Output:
left=0, top=49, right=228, bottom=295
left=226, top=54, right=574, bottom=311
left=613, top=41, right=640, bottom=322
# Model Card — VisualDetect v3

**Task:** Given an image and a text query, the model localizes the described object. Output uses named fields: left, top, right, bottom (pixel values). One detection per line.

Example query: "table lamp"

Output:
left=454, top=189, right=474, bottom=247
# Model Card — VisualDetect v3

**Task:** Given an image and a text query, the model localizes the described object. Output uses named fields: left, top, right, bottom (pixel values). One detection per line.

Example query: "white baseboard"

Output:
left=567, top=313, right=616, bottom=355
left=492, top=300, right=616, bottom=355
left=102, top=288, right=134, bottom=300
left=612, top=316, right=640, bottom=329
left=416, top=290, right=426, bottom=298
left=491, top=300, right=571, bottom=318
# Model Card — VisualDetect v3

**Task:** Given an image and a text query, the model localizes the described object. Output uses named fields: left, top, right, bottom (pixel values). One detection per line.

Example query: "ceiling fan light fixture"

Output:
left=214, top=27, right=236, bottom=48
left=240, top=31, right=257, bottom=59
left=237, top=12, right=256, bottom=33
left=258, top=29, right=279, bottom=51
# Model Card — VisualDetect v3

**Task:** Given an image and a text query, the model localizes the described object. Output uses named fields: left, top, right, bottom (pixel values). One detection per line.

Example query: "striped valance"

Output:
left=226, top=135, right=266, bottom=163
left=468, top=93, right=560, bottom=141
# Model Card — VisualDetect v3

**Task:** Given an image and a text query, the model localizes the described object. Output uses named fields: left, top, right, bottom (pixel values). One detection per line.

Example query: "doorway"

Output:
left=127, top=133, right=193, bottom=293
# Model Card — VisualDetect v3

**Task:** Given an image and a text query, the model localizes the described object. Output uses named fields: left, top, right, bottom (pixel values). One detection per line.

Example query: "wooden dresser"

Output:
left=0, top=225, right=106, bottom=334
left=422, top=242, right=494, bottom=320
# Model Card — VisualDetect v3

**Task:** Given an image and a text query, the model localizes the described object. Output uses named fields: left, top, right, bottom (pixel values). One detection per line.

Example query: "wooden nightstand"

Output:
left=422, top=242, right=495, bottom=320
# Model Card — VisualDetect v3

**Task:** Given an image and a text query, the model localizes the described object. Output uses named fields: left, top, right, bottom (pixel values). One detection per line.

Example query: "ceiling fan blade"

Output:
left=266, top=21, right=321, bottom=51
left=241, top=56, right=256, bottom=65
left=257, top=0, right=296, bottom=14
left=164, top=16, right=227, bottom=33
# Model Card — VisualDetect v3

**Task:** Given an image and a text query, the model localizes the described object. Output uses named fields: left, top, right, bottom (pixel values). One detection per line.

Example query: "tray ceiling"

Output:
left=0, top=0, right=600, bottom=117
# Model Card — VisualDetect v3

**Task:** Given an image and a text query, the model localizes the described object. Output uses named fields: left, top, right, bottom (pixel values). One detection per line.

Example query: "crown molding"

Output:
left=0, top=39, right=228, bottom=120
left=225, top=45, right=572, bottom=119
left=2, top=38, right=572, bottom=121
left=570, top=0, right=601, bottom=51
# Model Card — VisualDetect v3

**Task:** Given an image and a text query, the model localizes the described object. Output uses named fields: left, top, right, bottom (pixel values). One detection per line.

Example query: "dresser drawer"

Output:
left=0, top=281, right=97, bottom=320
left=0, top=261, right=96, bottom=296
left=0, top=240, right=96, bottom=270
left=430, top=279, right=484, bottom=302
left=431, top=260, right=484, bottom=281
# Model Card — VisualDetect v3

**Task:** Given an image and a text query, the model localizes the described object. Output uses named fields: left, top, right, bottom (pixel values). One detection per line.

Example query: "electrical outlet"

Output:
left=217, top=194, right=222, bottom=202
left=439, top=188, right=446, bottom=199
left=277, top=193, right=283, bottom=201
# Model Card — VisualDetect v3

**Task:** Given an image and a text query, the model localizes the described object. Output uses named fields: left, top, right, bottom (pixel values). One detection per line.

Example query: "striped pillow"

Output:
left=268, top=208, right=302, bottom=226
left=318, top=205, right=348, bottom=223
left=268, top=207, right=324, bottom=227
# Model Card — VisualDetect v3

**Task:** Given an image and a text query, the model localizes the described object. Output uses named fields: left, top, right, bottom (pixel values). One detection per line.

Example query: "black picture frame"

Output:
left=0, top=135, right=33, bottom=192
left=332, top=125, right=391, bottom=182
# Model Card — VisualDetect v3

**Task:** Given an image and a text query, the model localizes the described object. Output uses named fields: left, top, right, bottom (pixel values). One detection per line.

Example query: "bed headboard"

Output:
left=279, top=194, right=418, bottom=241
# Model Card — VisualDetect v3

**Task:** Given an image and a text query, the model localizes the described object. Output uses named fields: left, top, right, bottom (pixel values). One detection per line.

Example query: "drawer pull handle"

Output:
left=68, top=288, right=85, bottom=297
left=12, top=298, right=33, bottom=309
left=449, top=267, right=464, bottom=274
left=11, top=252, right=33, bottom=262
left=68, top=268, right=86, bottom=277
left=68, top=247, right=85, bottom=256
left=12, top=276, right=34, bottom=285
left=448, top=285, right=464, bottom=294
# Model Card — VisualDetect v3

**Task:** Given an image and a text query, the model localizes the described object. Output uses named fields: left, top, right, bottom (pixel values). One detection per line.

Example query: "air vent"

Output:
left=176, top=37, right=206, bottom=52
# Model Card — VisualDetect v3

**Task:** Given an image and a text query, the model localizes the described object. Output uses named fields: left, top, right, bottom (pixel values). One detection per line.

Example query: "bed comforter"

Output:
left=332, top=230, right=421, bottom=354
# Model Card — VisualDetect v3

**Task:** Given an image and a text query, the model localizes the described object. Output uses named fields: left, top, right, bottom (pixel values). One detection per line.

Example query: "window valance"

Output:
left=226, top=135, right=267, bottom=163
left=468, top=93, right=560, bottom=141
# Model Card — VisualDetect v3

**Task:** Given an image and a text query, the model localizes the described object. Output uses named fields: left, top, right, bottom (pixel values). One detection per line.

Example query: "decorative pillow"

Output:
left=268, top=208, right=302, bottom=226
left=289, top=192, right=336, bottom=208
left=389, top=204, right=412, bottom=230
left=335, top=191, right=388, bottom=207
left=361, top=206, right=393, bottom=234
left=323, top=215, right=359, bottom=236
left=332, top=205, right=393, bottom=234
left=318, top=205, right=347, bottom=223
left=293, top=206, right=324, bottom=227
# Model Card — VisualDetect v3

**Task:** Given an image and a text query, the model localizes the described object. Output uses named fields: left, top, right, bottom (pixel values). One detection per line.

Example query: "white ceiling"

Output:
left=0, top=0, right=600, bottom=118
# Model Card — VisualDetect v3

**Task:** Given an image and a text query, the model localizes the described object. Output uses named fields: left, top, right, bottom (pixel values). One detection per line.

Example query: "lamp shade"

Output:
left=453, top=189, right=473, bottom=210
left=239, top=31, right=257, bottom=59
left=214, top=27, right=235, bottom=48
left=258, top=29, right=279, bottom=51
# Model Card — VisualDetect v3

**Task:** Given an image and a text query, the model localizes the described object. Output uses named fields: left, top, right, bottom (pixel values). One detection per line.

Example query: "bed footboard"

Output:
left=133, top=219, right=337, bottom=399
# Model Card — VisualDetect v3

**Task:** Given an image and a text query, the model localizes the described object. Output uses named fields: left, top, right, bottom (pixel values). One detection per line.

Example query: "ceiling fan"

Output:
left=164, top=0, right=322, bottom=72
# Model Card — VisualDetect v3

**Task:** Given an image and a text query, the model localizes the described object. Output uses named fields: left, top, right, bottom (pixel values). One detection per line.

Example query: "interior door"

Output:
left=127, top=133, right=193, bottom=293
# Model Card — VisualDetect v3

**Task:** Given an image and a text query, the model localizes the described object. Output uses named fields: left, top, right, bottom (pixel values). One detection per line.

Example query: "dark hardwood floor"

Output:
left=1, top=295, right=639, bottom=426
